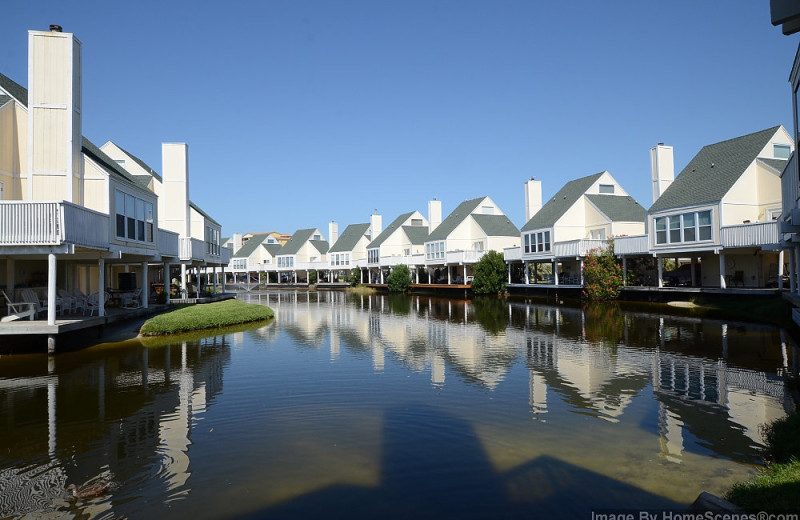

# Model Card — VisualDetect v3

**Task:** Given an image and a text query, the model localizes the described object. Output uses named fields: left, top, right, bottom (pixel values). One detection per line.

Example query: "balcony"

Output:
left=179, top=237, right=205, bottom=262
left=380, top=254, right=425, bottom=267
left=721, top=221, right=779, bottom=248
left=614, top=235, right=649, bottom=256
left=0, top=200, right=109, bottom=249
left=503, top=246, right=522, bottom=261
left=158, top=228, right=179, bottom=258
left=552, top=239, right=605, bottom=259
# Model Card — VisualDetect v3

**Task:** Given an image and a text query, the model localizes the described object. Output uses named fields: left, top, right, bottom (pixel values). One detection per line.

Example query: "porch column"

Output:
left=779, top=251, right=785, bottom=290
left=553, top=260, right=559, bottom=286
left=181, top=264, right=187, bottom=296
left=579, top=258, right=584, bottom=286
left=415, top=267, right=419, bottom=284
left=690, top=257, right=697, bottom=287
left=795, top=245, right=800, bottom=295
left=98, top=258, right=105, bottom=317
left=657, top=258, right=663, bottom=288
left=47, top=253, right=57, bottom=326
left=222, top=267, right=226, bottom=292
left=719, top=253, right=727, bottom=289
left=507, top=263, right=512, bottom=284
left=447, top=266, right=451, bottom=284
left=165, top=262, right=171, bottom=304
left=380, top=268, right=384, bottom=284
left=622, top=257, right=627, bottom=286
left=141, top=262, right=149, bottom=309
left=524, top=261, right=530, bottom=284
left=6, top=258, right=14, bottom=296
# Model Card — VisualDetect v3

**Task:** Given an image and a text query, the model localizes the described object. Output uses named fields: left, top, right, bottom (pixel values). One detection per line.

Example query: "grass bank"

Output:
left=346, top=285, right=377, bottom=295
left=140, top=299, right=273, bottom=336
left=725, top=413, right=800, bottom=512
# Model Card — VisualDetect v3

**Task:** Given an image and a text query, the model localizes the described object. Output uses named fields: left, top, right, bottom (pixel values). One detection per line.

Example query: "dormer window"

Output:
left=599, top=184, right=615, bottom=194
left=774, top=143, right=791, bottom=159
left=313, top=234, right=321, bottom=241
left=411, top=218, right=423, bottom=226
left=482, top=206, right=494, bottom=215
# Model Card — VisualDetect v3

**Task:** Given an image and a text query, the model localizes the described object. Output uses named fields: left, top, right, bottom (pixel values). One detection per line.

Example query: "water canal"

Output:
left=0, top=290, right=795, bottom=519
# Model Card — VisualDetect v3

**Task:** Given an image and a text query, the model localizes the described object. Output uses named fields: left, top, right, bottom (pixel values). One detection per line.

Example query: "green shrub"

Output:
left=472, top=250, right=507, bottom=294
left=347, top=269, right=361, bottom=286
left=140, top=299, right=273, bottom=336
left=309, top=270, right=317, bottom=285
left=387, top=264, right=411, bottom=292
left=583, top=241, right=624, bottom=301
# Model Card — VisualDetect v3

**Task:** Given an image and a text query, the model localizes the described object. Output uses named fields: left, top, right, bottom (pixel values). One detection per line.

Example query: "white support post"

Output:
left=622, top=257, right=627, bottom=286
left=165, top=262, right=171, bottom=304
left=98, top=258, right=105, bottom=317
left=719, top=253, right=727, bottom=289
left=779, top=250, right=785, bottom=290
left=690, top=257, right=697, bottom=287
left=524, top=261, right=530, bottom=285
left=657, top=258, right=663, bottom=288
left=554, top=260, right=559, bottom=286
left=222, top=267, right=226, bottom=293
left=579, top=258, right=584, bottom=286
left=47, top=253, right=57, bottom=325
left=142, top=262, right=149, bottom=309
left=447, top=266, right=451, bottom=284
left=508, top=263, right=512, bottom=284
left=181, top=264, right=187, bottom=297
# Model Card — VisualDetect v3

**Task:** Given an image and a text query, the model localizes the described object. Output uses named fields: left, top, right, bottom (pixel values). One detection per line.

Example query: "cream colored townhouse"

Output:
left=363, top=210, right=429, bottom=284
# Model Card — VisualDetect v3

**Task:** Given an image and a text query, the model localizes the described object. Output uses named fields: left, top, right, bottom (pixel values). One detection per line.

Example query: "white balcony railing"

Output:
left=0, top=200, right=108, bottom=249
left=613, top=235, right=649, bottom=255
left=503, top=246, right=522, bottom=261
left=721, top=221, right=779, bottom=248
left=781, top=153, right=798, bottom=221
left=158, top=228, right=180, bottom=257
left=179, top=237, right=205, bottom=262
left=552, top=239, right=605, bottom=258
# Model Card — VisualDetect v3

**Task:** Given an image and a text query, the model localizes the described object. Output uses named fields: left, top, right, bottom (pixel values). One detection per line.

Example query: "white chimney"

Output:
left=328, top=221, right=338, bottom=246
left=524, top=177, right=542, bottom=221
left=233, top=233, right=243, bottom=253
left=162, top=143, right=190, bottom=237
left=28, top=28, right=83, bottom=203
left=651, top=143, right=674, bottom=204
left=428, top=199, right=442, bottom=234
left=370, top=213, right=382, bottom=239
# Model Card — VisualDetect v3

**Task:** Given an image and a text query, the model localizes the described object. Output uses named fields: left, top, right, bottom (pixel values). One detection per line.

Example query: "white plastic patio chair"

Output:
left=1, top=290, right=37, bottom=322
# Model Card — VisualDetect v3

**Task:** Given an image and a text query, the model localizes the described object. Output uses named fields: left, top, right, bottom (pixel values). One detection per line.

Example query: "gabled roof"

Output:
left=649, top=126, right=782, bottom=213
left=311, top=240, right=329, bottom=254
left=585, top=195, right=646, bottom=223
left=758, top=157, right=789, bottom=174
left=0, top=95, right=10, bottom=107
left=81, top=137, right=143, bottom=188
left=278, top=228, right=318, bottom=255
left=190, top=201, right=220, bottom=226
left=113, top=143, right=163, bottom=182
left=262, top=243, right=282, bottom=256
left=402, top=225, right=429, bottom=245
left=427, top=197, right=485, bottom=242
left=0, top=72, right=28, bottom=106
left=472, top=214, right=520, bottom=237
left=522, top=173, right=605, bottom=231
left=233, top=233, right=269, bottom=258
left=368, top=212, right=414, bottom=248
left=329, top=223, right=370, bottom=253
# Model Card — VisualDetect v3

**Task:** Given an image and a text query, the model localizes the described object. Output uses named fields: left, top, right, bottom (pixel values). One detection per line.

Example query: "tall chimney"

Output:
left=161, top=143, right=190, bottom=237
left=233, top=233, right=243, bottom=253
left=524, top=177, right=542, bottom=222
left=370, top=212, right=382, bottom=239
left=651, top=143, right=674, bottom=204
left=428, top=199, right=442, bottom=234
left=28, top=28, right=82, bottom=203
left=328, top=221, right=338, bottom=246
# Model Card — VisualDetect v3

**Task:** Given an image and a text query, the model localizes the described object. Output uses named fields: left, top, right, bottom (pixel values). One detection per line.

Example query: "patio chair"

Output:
left=121, top=288, right=142, bottom=309
left=58, top=289, right=75, bottom=314
left=84, top=291, right=109, bottom=317
left=20, top=288, right=55, bottom=317
left=72, top=289, right=88, bottom=315
left=1, top=290, right=37, bottom=322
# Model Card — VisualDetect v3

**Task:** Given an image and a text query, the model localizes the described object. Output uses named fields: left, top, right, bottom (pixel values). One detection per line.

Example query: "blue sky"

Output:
left=1, top=2, right=798, bottom=237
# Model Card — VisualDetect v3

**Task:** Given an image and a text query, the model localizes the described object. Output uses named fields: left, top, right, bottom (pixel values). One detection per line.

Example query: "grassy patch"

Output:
left=346, top=285, right=377, bottom=295
left=140, top=299, right=273, bottom=336
left=725, top=414, right=800, bottom=512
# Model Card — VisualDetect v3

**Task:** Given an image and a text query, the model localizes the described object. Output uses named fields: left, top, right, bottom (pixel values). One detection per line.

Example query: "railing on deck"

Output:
left=158, top=228, right=180, bottom=257
left=614, top=235, right=649, bottom=256
left=179, top=237, right=206, bottom=262
left=781, top=153, right=798, bottom=221
left=720, top=221, right=779, bottom=248
left=0, top=201, right=108, bottom=249
left=504, top=246, right=522, bottom=261
left=552, top=239, right=605, bottom=258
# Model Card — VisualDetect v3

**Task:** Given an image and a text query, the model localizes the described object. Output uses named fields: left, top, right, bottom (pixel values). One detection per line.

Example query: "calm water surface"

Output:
left=0, top=291, right=795, bottom=519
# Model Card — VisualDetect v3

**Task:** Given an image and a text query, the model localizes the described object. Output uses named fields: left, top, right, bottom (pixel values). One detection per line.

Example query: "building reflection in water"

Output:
left=257, top=290, right=795, bottom=466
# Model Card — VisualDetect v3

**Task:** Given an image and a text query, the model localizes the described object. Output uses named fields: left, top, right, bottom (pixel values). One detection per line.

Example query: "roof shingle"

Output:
left=521, top=173, right=605, bottom=231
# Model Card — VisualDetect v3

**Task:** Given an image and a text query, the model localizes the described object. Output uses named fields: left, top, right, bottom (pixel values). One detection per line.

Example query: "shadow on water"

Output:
left=244, top=403, right=682, bottom=520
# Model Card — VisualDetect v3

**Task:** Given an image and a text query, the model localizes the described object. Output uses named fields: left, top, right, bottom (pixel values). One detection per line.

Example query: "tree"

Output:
left=582, top=240, right=624, bottom=301
left=309, top=270, right=317, bottom=285
left=471, top=250, right=507, bottom=294
left=387, top=264, right=411, bottom=292
left=346, top=268, right=361, bottom=287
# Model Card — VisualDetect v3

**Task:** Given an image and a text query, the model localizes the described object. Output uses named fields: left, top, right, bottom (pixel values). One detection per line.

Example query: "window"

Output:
left=411, top=218, right=423, bottom=226
left=114, top=159, right=126, bottom=168
left=767, top=207, right=782, bottom=220
left=313, top=234, right=321, bottom=241
left=368, top=249, right=379, bottom=263
left=277, top=257, right=294, bottom=268
left=404, top=248, right=410, bottom=255
left=482, top=206, right=494, bottom=215
left=473, top=241, right=484, bottom=251
left=0, top=180, right=4, bottom=200
left=774, top=143, right=792, bottom=159
left=426, top=241, right=445, bottom=260
left=654, top=210, right=712, bottom=245
left=115, top=189, right=155, bottom=244
left=206, top=225, right=220, bottom=255
left=598, top=184, right=615, bottom=194
left=523, top=231, right=551, bottom=253
left=267, top=238, right=276, bottom=244
left=590, top=229, right=606, bottom=240
left=233, top=259, right=247, bottom=270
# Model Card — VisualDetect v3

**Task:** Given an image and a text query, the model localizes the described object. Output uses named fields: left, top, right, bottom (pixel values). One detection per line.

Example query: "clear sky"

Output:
left=2, top=1, right=798, bottom=238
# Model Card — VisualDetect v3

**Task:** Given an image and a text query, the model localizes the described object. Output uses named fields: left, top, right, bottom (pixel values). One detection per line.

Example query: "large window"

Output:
left=654, top=210, right=712, bottom=245
left=368, top=249, right=379, bottom=263
left=115, top=189, right=154, bottom=243
left=206, top=225, right=220, bottom=255
left=774, top=143, right=792, bottom=159
left=331, top=253, right=350, bottom=266
left=277, top=256, right=294, bottom=268
left=523, top=231, right=551, bottom=254
left=233, top=259, right=247, bottom=269
left=598, top=184, right=615, bottom=194
left=426, top=241, right=445, bottom=260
